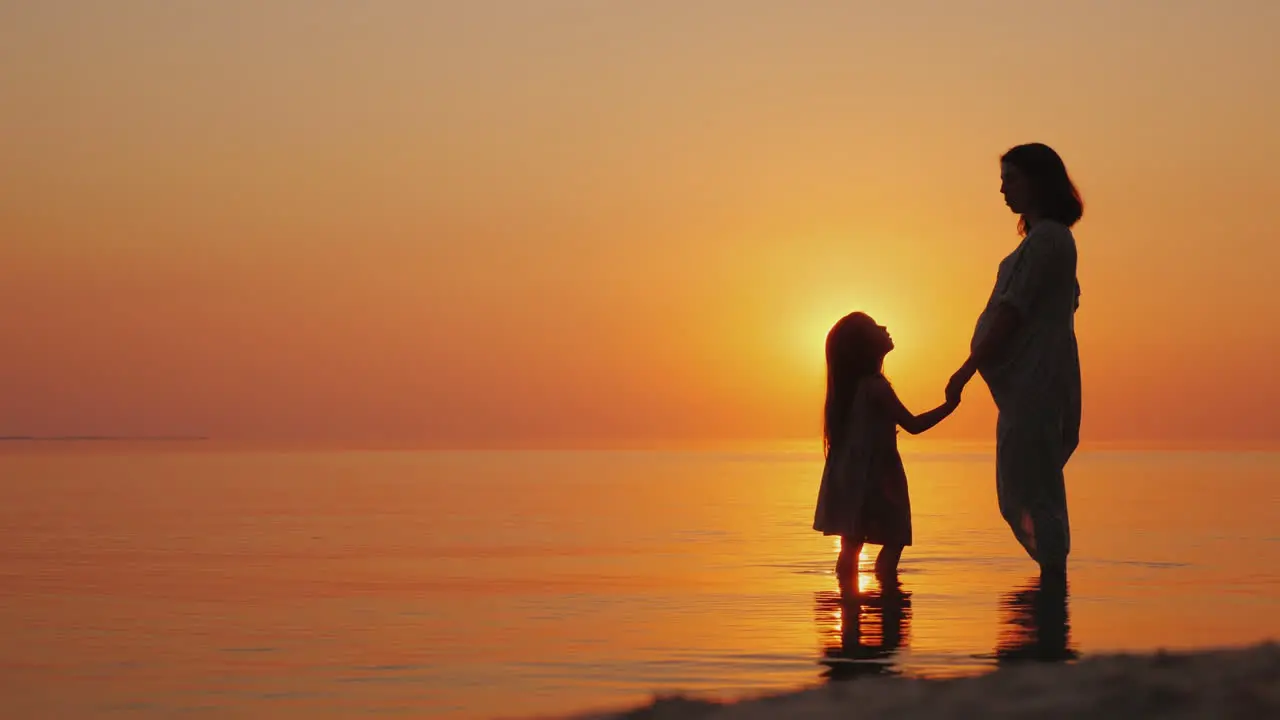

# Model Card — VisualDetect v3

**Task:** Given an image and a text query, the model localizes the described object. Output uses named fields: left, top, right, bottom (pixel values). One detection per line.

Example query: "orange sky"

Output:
left=2, top=1, right=1278, bottom=448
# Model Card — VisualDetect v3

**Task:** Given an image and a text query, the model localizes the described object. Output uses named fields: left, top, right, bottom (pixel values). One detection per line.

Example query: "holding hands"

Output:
left=944, top=383, right=963, bottom=411
left=944, top=362, right=976, bottom=411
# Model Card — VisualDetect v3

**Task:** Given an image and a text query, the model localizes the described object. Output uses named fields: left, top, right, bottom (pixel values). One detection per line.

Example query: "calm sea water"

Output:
left=0, top=444, right=1277, bottom=718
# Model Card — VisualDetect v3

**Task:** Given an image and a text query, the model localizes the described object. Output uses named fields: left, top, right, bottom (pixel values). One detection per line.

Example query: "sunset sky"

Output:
left=2, top=1, right=1278, bottom=448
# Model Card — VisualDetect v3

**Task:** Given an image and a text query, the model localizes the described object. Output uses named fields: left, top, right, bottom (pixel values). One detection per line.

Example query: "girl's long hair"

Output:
left=823, top=312, right=885, bottom=457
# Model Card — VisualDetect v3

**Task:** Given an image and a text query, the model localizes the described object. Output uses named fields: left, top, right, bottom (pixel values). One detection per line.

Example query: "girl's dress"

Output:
left=813, top=374, right=913, bottom=547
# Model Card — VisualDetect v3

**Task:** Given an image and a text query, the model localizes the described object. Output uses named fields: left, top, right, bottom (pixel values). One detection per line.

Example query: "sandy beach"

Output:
left=552, top=642, right=1279, bottom=720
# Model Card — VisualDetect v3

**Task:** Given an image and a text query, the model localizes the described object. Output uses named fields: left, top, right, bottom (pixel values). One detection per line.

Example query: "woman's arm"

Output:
left=948, top=226, right=1070, bottom=394
left=867, top=377, right=959, bottom=435
left=948, top=303, right=1019, bottom=391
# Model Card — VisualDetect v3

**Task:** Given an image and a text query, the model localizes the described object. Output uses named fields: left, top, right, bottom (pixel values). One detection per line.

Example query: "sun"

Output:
left=804, top=302, right=909, bottom=359
left=791, top=298, right=927, bottom=394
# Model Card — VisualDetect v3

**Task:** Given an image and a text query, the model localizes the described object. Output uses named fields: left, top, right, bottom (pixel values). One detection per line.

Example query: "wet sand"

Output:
left=553, top=642, right=1279, bottom=720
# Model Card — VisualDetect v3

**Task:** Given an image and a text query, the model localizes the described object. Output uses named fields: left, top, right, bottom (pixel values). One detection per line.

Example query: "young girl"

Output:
left=813, top=312, right=960, bottom=586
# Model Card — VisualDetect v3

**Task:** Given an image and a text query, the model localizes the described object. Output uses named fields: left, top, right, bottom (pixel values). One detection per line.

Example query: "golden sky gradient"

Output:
left=2, top=1, right=1278, bottom=447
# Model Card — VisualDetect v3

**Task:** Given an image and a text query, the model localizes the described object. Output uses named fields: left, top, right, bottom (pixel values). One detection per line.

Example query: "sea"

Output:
left=1, top=442, right=1277, bottom=718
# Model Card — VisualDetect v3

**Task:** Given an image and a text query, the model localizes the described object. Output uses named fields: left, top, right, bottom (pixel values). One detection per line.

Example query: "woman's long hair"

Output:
left=823, top=312, right=885, bottom=457
left=1001, top=143, right=1084, bottom=236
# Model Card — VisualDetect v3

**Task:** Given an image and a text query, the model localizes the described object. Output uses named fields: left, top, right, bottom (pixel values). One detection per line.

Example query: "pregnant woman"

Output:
left=947, top=143, right=1084, bottom=577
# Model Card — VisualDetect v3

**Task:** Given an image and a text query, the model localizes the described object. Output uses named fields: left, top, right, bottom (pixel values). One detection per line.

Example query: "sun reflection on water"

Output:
left=815, top=577, right=913, bottom=680
left=832, top=538, right=877, bottom=593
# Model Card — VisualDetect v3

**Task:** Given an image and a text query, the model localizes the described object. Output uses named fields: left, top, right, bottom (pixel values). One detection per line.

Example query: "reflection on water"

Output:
left=816, top=569, right=1078, bottom=678
left=815, top=566, right=912, bottom=680
left=1, top=447, right=1276, bottom=719
left=994, top=573, right=1078, bottom=663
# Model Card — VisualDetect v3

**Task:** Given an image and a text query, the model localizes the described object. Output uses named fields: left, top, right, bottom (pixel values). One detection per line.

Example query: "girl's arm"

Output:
left=866, top=376, right=959, bottom=435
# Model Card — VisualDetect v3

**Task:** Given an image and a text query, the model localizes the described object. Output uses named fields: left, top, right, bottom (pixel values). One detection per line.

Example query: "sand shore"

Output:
left=551, top=642, right=1278, bottom=719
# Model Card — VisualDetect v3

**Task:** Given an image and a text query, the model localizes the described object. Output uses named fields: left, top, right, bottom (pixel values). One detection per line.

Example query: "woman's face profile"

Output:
left=1000, top=162, right=1033, bottom=216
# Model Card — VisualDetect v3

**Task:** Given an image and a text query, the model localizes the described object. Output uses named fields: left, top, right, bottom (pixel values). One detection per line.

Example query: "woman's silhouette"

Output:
left=948, top=143, right=1084, bottom=576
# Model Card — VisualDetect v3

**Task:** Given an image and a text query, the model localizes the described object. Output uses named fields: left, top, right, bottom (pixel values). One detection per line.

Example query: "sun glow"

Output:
left=802, top=300, right=916, bottom=378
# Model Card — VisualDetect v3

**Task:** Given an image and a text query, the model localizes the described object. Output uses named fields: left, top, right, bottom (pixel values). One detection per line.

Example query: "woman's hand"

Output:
left=946, top=363, right=977, bottom=404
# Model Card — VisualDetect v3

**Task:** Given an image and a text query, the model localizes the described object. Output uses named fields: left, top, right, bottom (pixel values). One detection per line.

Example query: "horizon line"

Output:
left=3, top=436, right=1278, bottom=454
left=0, top=435, right=210, bottom=442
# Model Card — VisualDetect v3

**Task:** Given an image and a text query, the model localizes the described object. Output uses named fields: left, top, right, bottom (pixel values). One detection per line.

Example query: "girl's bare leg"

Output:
left=837, top=537, right=862, bottom=585
left=875, top=544, right=904, bottom=581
